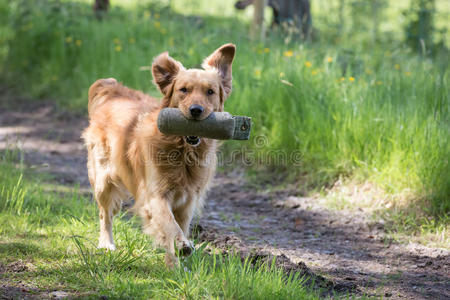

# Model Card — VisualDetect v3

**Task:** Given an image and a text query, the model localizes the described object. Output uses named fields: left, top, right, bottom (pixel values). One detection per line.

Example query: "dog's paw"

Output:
left=98, top=240, right=116, bottom=251
left=178, top=240, right=194, bottom=257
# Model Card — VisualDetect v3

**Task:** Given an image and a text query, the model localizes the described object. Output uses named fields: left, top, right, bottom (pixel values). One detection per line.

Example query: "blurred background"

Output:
left=0, top=0, right=448, bottom=224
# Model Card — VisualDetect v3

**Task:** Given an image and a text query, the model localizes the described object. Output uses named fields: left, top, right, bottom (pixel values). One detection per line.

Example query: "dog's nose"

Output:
left=189, top=105, right=204, bottom=118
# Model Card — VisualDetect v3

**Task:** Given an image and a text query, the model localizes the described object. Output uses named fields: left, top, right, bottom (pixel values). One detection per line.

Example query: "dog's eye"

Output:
left=207, top=89, right=214, bottom=95
left=180, top=87, right=187, bottom=93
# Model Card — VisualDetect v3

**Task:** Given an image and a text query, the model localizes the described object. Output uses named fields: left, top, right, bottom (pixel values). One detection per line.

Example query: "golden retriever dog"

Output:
left=82, top=44, right=236, bottom=267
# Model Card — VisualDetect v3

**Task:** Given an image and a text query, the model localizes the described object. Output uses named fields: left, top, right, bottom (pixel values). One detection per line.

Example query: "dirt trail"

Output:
left=0, top=95, right=449, bottom=299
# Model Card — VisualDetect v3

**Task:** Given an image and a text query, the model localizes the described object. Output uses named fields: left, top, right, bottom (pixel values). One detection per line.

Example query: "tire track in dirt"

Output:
left=1, top=95, right=448, bottom=299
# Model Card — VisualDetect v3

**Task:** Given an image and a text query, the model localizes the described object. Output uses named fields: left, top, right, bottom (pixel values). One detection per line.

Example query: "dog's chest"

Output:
left=151, top=142, right=216, bottom=191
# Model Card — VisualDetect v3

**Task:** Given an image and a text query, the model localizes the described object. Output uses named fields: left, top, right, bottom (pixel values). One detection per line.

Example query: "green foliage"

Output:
left=0, top=0, right=448, bottom=217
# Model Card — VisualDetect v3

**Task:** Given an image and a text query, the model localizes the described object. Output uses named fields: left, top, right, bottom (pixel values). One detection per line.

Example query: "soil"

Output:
left=0, top=91, right=449, bottom=299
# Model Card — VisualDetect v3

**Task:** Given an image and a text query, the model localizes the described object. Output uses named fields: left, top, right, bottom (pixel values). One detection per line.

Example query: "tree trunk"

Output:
left=93, top=0, right=109, bottom=20
left=251, top=0, right=267, bottom=41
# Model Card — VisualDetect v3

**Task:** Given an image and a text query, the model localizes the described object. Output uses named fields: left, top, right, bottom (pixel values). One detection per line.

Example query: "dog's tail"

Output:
left=88, top=78, right=118, bottom=117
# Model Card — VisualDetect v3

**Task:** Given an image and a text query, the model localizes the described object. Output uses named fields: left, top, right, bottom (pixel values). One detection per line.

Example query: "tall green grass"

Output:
left=0, top=0, right=448, bottom=217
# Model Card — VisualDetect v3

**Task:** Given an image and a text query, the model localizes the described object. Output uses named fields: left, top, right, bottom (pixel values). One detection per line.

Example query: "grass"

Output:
left=0, top=153, right=322, bottom=299
left=0, top=0, right=448, bottom=237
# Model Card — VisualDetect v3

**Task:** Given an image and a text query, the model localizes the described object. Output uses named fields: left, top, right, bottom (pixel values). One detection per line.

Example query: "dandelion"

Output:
left=327, top=57, right=333, bottom=63
left=349, top=77, right=355, bottom=82
left=376, top=80, right=383, bottom=85
left=283, top=50, right=293, bottom=57
left=154, top=13, right=160, bottom=19
left=264, top=48, right=270, bottom=53
left=144, top=10, right=151, bottom=19
left=115, top=45, right=122, bottom=52
left=405, top=71, right=411, bottom=76
left=65, top=36, right=73, bottom=43
left=305, top=61, right=312, bottom=68
left=311, top=70, right=318, bottom=75
left=202, top=37, right=209, bottom=44
left=75, top=39, right=82, bottom=47
left=254, top=69, right=261, bottom=77
left=394, top=64, right=400, bottom=70
left=154, top=21, right=161, bottom=29
left=129, top=38, right=135, bottom=44
left=279, top=72, right=285, bottom=78
left=113, top=38, right=120, bottom=45
left=340, top=77, right=345, bottom=82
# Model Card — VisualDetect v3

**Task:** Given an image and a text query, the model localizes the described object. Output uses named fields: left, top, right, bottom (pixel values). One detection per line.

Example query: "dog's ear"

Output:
left=152, top=52, right=184, bottom=95
left=202, top=43, right=236, bottom=99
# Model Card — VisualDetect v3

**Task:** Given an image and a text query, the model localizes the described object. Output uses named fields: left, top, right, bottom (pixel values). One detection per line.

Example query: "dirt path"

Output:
left=1, top=95, right=449, bottom=299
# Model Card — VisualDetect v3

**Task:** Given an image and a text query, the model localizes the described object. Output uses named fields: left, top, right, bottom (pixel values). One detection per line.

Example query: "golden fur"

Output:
left=82, top=44, right=235, bottom=267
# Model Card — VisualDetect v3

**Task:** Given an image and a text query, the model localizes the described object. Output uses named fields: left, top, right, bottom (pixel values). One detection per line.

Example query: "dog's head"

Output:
left=152, top=44, right=235, bottom=120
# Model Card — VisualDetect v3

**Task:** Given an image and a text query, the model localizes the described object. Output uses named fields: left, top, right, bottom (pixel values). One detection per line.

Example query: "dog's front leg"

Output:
left=140, top=197, right=193, bottom=268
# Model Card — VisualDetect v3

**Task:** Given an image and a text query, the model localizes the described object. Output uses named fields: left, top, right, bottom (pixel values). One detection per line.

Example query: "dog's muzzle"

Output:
left=184, top=136, right=201, bottom=146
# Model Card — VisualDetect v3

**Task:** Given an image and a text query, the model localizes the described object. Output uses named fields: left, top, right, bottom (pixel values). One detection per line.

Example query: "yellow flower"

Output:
left=349, top=77, right=355, bottom=82
left=114, top=45, right=122, bottom=52
left=340, top=77, right=345, bottom=82
left=264, top=48, right=270, bottom=53
left=254, top=69, right=261, bottom=77
left=113, top=38, right=120, bottom=44
left=154, top=13, right=160, bottom=19
left=202, top=37, right=209, bottom=44
left=305, top=61, right=312, bottom=68
left=65, top=36, right=73, bottom=43
left=327, top=57, right=333, bottom=63
left=311, top=70, right=318, bottom=75
left=144, top=11, right=151, bottom=19
left=405, top=71, right=411, bottom=76
left=75, top=39, right=82, bottom=47
left=283, top=50, right=294, bottom=57
left=129, top=38, right=135, bottom=44
left=279, top=72, right=285, bottom=78
left=154, top=21, right=161, bottom=29
left=376, top=80, right=383, bottom=85
left=394, top=64, right=400, bottom=70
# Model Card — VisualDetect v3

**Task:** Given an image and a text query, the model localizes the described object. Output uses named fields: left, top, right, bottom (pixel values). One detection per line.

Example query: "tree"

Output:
left=235, top=0, right=312, bottom=39
left=93, top=0, right=109, bottom=20
left=404, top=0, right=436, bottom=54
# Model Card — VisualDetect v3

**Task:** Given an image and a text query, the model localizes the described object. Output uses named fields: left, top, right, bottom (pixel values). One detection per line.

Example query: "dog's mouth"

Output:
left=184, top=136, right=201, bottom=146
